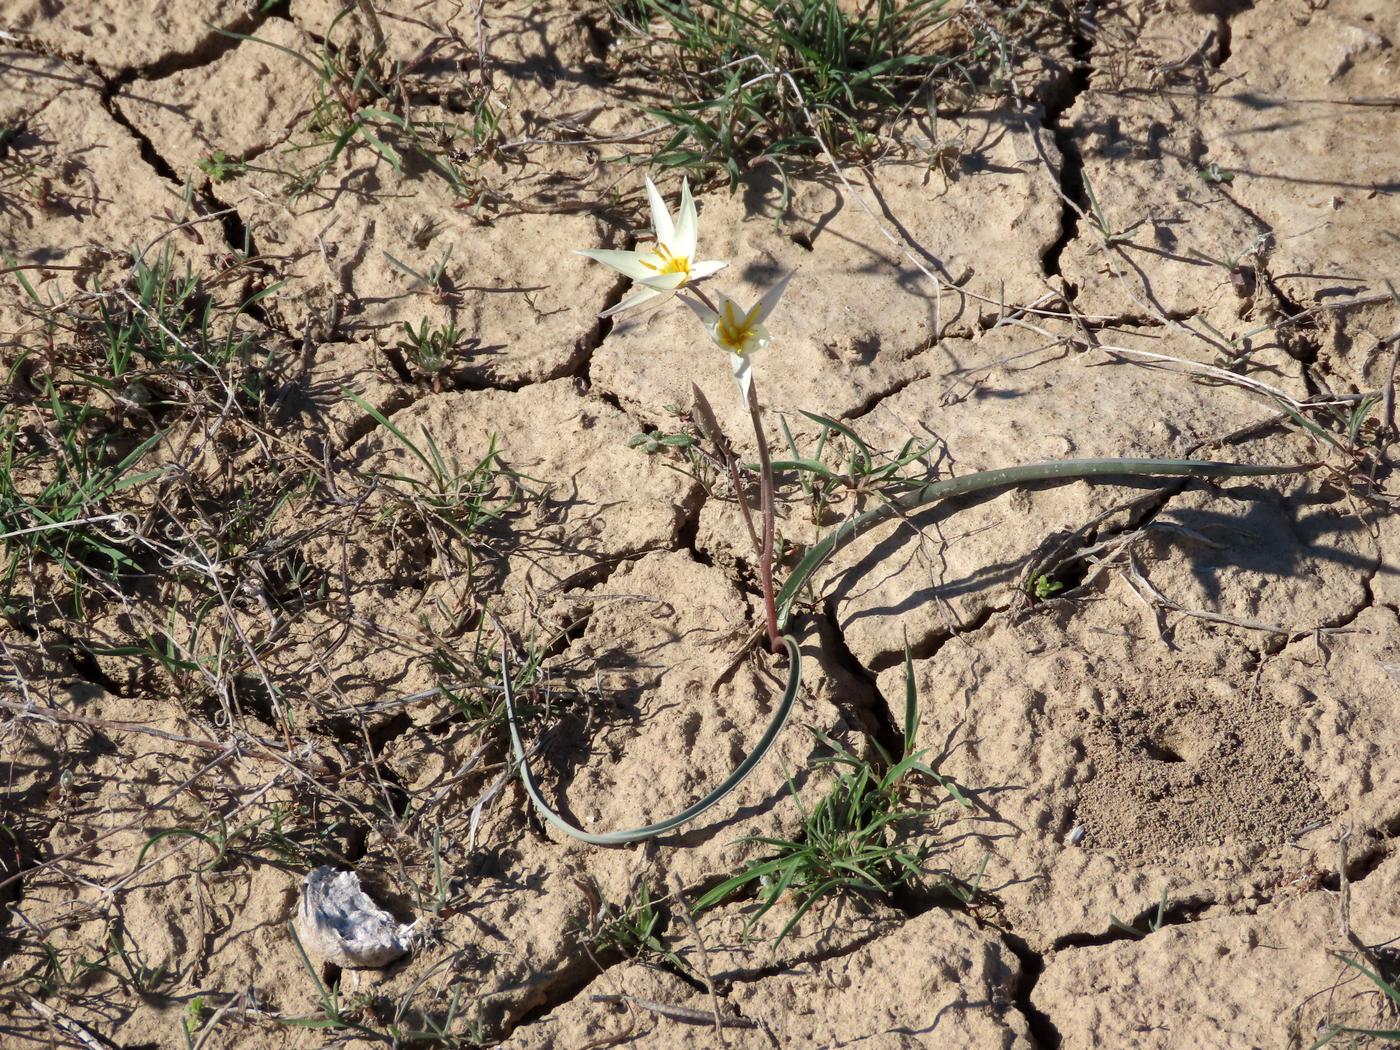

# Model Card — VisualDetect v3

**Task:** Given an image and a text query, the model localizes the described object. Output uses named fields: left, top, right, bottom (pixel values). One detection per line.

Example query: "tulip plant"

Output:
left=577, top=177, right=794, bottom=656
left=500, top=176, right=1315, bottom=847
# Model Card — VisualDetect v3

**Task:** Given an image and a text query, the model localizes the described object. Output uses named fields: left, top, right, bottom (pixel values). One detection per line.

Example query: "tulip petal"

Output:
left=730, top=352, right=753, bottom=406
left=636, top=270, right=691, bottom=291
left=575, top=248, right=658, bottom=281
left=749, top=322, right=771, bottom=357
left=599, top=284, right=663, bottom=318
left=712, top=289, right=742, bottom=320
left=644, top=176, right=675, bottom=248
left=673, top=178, right=698, bottom=258
left=753, top=270, right=795, bottom=324
left=680, top=294, right=719, bottom=325
left=688, top=259, right=728, bottom=281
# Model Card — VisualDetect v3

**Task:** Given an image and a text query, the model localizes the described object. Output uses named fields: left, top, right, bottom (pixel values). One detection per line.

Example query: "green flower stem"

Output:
left=775, top=457, right=1317, bottom=630
left=501, top=635, right=802, bottom=845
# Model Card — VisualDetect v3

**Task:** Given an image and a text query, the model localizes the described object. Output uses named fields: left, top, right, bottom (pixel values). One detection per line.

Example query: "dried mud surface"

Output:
left=2, top=1, right=1398, bottom=1048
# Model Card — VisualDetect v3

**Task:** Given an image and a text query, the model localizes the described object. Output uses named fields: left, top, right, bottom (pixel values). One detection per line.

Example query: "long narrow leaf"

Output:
left=775, top=458, right=1315, bottom=629
left=502, top=635, right=802, bottom=845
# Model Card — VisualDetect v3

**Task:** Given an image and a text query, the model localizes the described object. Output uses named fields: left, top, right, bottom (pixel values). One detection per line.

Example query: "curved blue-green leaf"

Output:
left=776, top=457, right=1313, bottom=629
left=502, top=635, right=801, bottom=846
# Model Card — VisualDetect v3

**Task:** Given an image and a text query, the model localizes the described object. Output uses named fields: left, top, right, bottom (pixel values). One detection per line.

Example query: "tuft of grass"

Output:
left=393, top=317, right=469, bottom=387
left=78, top=923, right=173, bottom=996
left=94, top=248, right=263, bottom=383
left=219, top=12, right=492, bottom=200
left=574, top=877, right=689, bottom=973
left=695, top=643, right=969, bottom=946
left=1310, top=951, right=1400, bottom=1047
left=346, top=392, right=522, bottom=559
left=612, top=0, right=956, bottom=182
left=609, top=0, right=1056, bottom=183
left=0, top=393, right=162, bottom=608
left=0, top=246, right=274, bottom=608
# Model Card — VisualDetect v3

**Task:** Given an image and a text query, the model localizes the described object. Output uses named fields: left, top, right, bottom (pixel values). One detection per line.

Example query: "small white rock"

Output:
left=1328, top=23, right=1385, bottom=80
left=295, top=866, right=419, bottom=969
left=1064, top=825, right=1086, bottom=846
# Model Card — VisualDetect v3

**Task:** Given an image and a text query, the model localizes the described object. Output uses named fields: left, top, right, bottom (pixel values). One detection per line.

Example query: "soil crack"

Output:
left=111, top=10, right=267, bottom=86
left=869, top=600, right=998, bottom=674
left=96, top=63, right=266, bottom=274
left=1004, top=933, right=1059, bottom=1049
left=840, top=338, right=952, bottom=421
left=818, top=599, right=899, bottom=749
left=1036, top=0, right=1095, bottom=286
left=98, top=83, right=186, bottom=189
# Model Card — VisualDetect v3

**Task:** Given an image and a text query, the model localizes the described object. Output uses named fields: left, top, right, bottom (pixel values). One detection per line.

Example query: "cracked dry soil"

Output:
left=2, top=0, right=1398, bottom=1047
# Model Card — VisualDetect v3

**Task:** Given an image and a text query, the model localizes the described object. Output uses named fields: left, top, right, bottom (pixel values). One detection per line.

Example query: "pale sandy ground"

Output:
left=1, top=0, right=1398, bottom=1047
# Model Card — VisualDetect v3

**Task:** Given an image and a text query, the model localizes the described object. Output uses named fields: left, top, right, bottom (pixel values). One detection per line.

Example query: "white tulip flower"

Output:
left=682, top=272, right=794, bottom=404
left=575, top=177, right=727, bottom=317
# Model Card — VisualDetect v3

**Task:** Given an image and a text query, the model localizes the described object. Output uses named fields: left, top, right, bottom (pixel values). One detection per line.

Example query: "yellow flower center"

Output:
left=639, top=242, right=690, bottom=279
left=716, top=299, right=754, bottom=354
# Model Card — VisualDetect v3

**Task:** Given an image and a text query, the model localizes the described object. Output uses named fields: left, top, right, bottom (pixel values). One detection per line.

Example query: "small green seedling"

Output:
left=386, top=246, right=456, bottom=304
left=627, top=429, right=695, bottom=455
left=395, top=317, right=467, bottom=384
left=197, top=151, right=248, bottom=182
left=1109, top=886, right=1170, bottom=939
left=575, top=879, right=688, bottom=973
left=1082, top=172, right=1149, bottom=246
left=1196, top=162, right=1235, bottom=185
left=181, top=995, right=209, bottom=1049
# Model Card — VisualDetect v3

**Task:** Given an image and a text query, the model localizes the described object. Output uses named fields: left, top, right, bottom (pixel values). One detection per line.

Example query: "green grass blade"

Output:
left=799, top=410, right=873, bottom=469
left=135, top=826, right=225, bottom=872
left=343, top=389, right=436, bottom=476
left=767, top=458, right=840, bottom=480
left=1332, top=952, right=1400, bottom=1004
left=902, top=634, right=917, bottom=755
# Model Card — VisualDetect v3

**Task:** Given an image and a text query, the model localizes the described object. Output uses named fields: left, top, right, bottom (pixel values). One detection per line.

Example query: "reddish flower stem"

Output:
left=746, top=378, right=781, bottom=654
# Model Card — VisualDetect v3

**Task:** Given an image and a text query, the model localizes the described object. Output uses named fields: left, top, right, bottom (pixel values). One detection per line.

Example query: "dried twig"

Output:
left=668, top=874, right=726, bottom=1046
left=589, top=994, right=759, bottom=1029
left=25, top=999, right=107, bottom=1050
